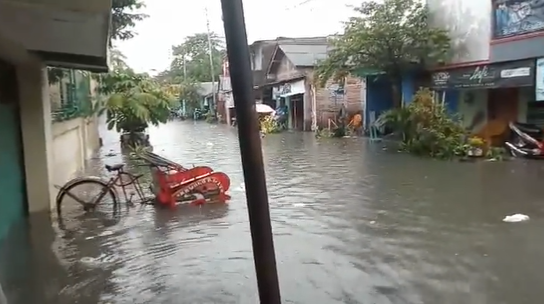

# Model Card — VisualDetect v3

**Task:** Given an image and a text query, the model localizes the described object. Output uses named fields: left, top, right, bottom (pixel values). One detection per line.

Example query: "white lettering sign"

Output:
left=500, top=67, right=531, bottom=78
left=175, top=177, right=223, bottom=196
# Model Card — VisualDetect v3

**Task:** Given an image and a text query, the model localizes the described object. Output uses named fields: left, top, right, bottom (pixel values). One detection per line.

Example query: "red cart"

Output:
left=139, top=151, right=231, bottom=208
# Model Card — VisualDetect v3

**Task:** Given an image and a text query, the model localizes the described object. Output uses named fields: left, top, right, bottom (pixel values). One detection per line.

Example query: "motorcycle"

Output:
left=504, top=121, right=544, bottom=159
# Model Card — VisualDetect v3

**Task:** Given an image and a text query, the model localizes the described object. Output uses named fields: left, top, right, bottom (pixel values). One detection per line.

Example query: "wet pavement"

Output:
left=2, top=120, right=544, bottom=304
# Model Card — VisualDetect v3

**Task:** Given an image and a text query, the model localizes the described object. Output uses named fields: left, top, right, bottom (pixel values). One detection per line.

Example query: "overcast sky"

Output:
left=115, top=0, right=363, bottom=74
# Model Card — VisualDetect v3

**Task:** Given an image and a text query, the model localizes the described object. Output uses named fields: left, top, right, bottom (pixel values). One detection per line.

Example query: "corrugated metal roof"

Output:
left=278, top=44, right=328, bottom=67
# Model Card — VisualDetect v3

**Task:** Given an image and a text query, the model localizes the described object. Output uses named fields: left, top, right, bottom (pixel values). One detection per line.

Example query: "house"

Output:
left=422, top=0, right=542, bottom=144
left=0, top=0, right=110, bottom=240
left=363, top=0, right=542, bottom=141
left=262, top=38, right=364, bottom=130
left=196, top=82, right=218, bottom=115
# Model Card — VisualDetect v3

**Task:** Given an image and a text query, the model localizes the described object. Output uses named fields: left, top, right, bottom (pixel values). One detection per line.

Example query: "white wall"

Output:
left=51, top=117, right=100, bottom=188
left=428, top=0, right=491, bottom=64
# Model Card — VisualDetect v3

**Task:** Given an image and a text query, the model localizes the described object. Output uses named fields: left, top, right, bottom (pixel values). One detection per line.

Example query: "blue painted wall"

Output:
left=401, top=74, right=460, bottom=116
left=401, top=75, right=415, bottom=105
left=0, top=103, right=26, bottom=240
left=365, top=75, right=394, bottom=128
left=365, top=74, right=462, bottom=129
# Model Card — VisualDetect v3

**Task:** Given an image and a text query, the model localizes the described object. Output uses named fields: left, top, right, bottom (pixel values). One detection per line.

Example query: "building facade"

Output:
left=264, top=39, right=364, bottom=130
left=0, top=0, right=110, bottom=240
left=420, top=0, right=544, bottom=139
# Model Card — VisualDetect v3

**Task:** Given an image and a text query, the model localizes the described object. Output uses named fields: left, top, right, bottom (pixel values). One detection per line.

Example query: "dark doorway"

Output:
left=488, top=88, right=518, bottom=122
left=290, top=94, right=304, bottom=131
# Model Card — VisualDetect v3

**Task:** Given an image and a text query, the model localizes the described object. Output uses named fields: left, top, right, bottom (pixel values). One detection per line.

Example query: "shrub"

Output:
left=379, top=88, right=467, bottom=159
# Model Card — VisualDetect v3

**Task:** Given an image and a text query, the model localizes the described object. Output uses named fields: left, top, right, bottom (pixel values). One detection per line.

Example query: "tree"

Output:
left=110, top=48, right=132, bottom=72
left=162, top=33, right=225, bottom=83
left=111, top=0, right=148, bottom=42
left=315, top=0, right=452, bottom=107
left=97, top=71, right=177, bottom=136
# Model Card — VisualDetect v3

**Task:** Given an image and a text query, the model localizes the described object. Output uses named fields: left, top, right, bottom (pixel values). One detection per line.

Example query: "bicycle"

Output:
left=55, top=162, right=155, bottom=218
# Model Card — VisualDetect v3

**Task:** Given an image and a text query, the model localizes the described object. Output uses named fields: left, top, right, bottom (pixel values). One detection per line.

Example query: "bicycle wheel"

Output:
left=56, top=179, right=119, bottom=220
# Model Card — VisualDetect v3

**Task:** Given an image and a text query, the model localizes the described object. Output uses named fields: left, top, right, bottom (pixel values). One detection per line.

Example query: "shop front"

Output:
left=431, top=59, right=535, bottom=137
left=272, top=79, right=306, bottom=130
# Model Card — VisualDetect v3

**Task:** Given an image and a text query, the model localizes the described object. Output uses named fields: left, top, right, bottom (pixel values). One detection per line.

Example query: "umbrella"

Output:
left=255, top=103, right=275, bottom=114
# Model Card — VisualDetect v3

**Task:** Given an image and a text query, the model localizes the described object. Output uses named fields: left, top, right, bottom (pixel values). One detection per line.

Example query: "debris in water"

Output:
left=370, top=221, right=376, bottom=225
left=99, top=230, right=114, bottom=237
left=503, top=214, right=529, bottom=222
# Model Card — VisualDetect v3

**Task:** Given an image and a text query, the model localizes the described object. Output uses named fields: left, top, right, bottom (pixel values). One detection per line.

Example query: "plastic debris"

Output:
left=503, top=214, right=530, bottom=223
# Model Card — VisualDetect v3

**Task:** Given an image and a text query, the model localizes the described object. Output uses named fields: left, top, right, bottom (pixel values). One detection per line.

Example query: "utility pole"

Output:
left=220, top=0, right=281, bottom=302
left=205, top=6, right=216, bottom=115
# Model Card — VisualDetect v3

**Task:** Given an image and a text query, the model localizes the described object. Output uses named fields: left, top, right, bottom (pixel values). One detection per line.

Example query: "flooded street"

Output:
left=3, top=120, right=544, bottom=304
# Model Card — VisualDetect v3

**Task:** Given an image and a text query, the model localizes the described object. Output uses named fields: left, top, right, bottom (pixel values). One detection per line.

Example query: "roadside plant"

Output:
left=260, top=115, right=282, bottom=134
left=98, top=71, right=177, bottom=135
left=379, top=88, right=466, bottom=159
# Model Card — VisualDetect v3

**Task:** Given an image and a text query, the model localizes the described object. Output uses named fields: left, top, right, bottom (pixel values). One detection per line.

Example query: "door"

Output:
left=0, top=62, right=26, bottom=240
left=487, top=88, right=519, bottom=122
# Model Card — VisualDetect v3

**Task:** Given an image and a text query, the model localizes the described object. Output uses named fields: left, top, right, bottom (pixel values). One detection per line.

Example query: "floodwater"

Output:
left=2, top=120, right=544, bottom=304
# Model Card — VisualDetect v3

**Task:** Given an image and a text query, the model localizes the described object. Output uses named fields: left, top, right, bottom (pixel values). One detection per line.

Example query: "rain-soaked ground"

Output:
left=2, top=120, right=544, bottom=304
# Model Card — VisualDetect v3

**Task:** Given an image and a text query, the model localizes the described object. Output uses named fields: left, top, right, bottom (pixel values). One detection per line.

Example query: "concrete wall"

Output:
left=428, top=0, right=491, bottom=64
left=51, top=116, right=100, bottom=188
left=17, top=64, right=55, bottom=213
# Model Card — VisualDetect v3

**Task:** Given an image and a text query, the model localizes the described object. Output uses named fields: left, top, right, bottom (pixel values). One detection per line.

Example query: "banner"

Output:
left=431, top=59, right=535, bottom=90
left=536, top=58, right=544, bottom=101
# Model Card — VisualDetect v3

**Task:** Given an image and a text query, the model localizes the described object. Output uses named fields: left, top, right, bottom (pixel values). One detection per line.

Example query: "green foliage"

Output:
left=109, top=48, right=132, bottom=72
left=379, top=88, right=466, bottom=159
left=314, top=0, right=451, bottom=106
left=111, top=0, right=148, bottom=42
left=260, top=116, right=282, bottom=134
left=177, top=80, right=202, bottom=112
left=97, top=71, right=177, bottom=134
left=158, top=33, right=225, bottom=83
left=486, top=147, right=507, bottom=161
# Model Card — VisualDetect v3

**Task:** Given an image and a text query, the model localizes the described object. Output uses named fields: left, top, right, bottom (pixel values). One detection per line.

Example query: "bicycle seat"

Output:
left=105, top=164, right=124, bottom=172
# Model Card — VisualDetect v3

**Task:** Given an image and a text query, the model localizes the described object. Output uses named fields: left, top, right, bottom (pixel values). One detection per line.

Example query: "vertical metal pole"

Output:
left=219, top=0, right=282, bottom=303
left=205, top=7, right=217, bottom=115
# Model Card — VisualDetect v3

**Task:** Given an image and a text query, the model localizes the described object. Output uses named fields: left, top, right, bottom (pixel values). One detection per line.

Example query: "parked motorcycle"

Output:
left=504, top=122, right=544, bottom=159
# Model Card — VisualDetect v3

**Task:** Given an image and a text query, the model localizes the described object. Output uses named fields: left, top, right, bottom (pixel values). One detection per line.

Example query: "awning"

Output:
left=431, top=59, right=535, bottom=90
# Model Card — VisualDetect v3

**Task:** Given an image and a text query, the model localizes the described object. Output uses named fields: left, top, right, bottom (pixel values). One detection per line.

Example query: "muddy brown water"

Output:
left=2, top=120, right=544, bottom=304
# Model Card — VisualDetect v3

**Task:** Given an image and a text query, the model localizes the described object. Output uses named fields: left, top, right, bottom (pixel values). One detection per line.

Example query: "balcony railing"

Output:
left=50, top=69, right=95, bottom=122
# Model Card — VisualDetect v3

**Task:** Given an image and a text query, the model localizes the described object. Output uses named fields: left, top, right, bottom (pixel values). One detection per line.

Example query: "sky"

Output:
left=115, top=0, right=363, bottom=74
